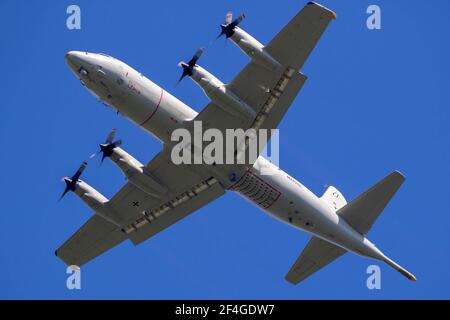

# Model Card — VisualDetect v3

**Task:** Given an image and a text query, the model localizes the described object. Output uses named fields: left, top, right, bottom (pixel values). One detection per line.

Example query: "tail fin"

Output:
left=337, top=171, right=416, bottom=281
left=337, top=171, right=405, bottom=235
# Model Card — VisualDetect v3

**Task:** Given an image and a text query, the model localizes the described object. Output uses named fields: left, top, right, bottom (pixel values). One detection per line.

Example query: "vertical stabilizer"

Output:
left=321, top=186, right=347, bottom=211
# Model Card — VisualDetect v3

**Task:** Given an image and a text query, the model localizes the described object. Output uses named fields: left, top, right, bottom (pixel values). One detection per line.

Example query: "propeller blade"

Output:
left=230, top=14, right=245, bottom=28
left=217, top=13, right=245, bottom=39
left=101, top=152, right=108, bottom=165
left=98, top=144, right=110, bottom=166
left=106, top=128, right=116, bottom=144
left=225, top=11, right=233, bottom=25
left=113, top=140, right=122, bottom=147
left=217, top=29, right=226, bottom=39
left=188, top=47, right=204, bottom=67
left=98, top=129, right=122, bottom=164
left=59, top=187, right=71, bottom=202
left=59, top=160, right=89, bottom=201
left=176, top=69, right=189, bottom=85
left=71, top=161, right=87, bottom=182
left=178, top=49, right=204, bottom=84
left=59, top=177, right=72, bottom=201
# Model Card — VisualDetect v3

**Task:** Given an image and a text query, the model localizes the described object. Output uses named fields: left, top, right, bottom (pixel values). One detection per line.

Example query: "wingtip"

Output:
left=390, top=170, right=406, bottom=184
left=284, top=272, right=300, bottom=286
left=307, top=2, right=337, bottom=19
left=393, top=170, right=406, bottom=180
left=284, top=274, right=301, bottom=285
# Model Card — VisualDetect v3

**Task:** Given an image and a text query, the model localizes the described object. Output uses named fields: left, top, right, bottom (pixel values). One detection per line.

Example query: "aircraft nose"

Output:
left=65, top=51, right=93, bottom=72
left=65, top=51, right=73, bottom=60
left=66, top=50, right=86, bottom=65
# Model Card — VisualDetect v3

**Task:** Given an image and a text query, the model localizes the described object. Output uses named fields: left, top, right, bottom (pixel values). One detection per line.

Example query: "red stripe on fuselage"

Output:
left=139, top=88, right=164, bottom=127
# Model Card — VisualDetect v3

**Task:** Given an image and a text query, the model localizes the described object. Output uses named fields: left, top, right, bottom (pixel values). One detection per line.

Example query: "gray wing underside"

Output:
left=196, top=2, right=335, bottom=156
left=56, top=215, right=127, bottom=267
left=265, top=2, right=336, bottom=70
left=56, top=149, right=225, bottom=267
left=285, top=236, right=346, bottom=285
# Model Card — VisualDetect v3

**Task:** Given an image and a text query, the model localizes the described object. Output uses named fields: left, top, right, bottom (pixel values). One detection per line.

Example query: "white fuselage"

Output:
left=65, top=51, right=385, bottom=260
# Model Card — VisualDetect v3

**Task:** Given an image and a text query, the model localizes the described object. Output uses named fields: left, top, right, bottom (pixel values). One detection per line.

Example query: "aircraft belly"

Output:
left=232, top=160, right=364, bottom=250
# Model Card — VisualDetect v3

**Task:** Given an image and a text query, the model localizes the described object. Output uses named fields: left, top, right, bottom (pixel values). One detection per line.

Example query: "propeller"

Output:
left=59, top=161, right=88, bottom=201
left=217, top=12, right=245, bottom=39
left=177, top=47, right=204, bottom=85
left=98, top=128, right=122, bottom=164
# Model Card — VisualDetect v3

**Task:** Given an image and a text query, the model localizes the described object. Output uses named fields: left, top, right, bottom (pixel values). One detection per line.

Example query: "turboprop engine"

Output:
left=97, top=129, right=167, bottom=198
left=177, top=48, right=256, bottom=120
left=217, top=12, right=283, bottom=72
left=59, top=162, right=125, bottom=226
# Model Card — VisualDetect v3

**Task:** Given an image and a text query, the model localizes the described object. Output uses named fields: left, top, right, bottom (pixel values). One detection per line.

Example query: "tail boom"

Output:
left=383, top=256, right=417, bottom=282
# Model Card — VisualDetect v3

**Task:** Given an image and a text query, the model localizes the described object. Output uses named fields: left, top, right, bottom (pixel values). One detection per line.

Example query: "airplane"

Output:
left=57, top=2, right=416, bottom=285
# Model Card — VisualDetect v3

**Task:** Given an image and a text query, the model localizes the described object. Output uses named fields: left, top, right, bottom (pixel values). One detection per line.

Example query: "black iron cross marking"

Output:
left=132, top=201, right=140, bottom=207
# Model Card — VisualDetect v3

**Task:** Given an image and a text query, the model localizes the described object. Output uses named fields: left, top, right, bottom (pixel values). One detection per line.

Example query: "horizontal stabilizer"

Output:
left=337, top=171, right=405, bottom=235
left=285, top=236, right=346, bottom=285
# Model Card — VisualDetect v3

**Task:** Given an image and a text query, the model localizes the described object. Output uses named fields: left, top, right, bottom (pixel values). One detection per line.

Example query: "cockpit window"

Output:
left=98, top=53, right=112, bottom=58
left=78, top=67, right=88, bottom=76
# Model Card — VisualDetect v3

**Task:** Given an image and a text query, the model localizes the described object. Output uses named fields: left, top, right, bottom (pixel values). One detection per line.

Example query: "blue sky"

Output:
left=1, top=0, right=449, bottom=299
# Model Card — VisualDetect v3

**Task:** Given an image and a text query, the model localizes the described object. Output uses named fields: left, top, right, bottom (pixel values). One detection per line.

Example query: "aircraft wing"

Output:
left=56, top=148, right=225, bottom=266
left=265, top=2, right=336, bottom=70
left=55, top=215, right=127, bottom=267
left=196, top=2, right=335, bottom=150
left=285, top=236, right=346, bottom=285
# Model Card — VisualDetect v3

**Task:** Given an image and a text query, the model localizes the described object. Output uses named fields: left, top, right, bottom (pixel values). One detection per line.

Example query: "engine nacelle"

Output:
left=73, top=180, right=108, bottom=209
left=72, top=180, right=126, bottom=227
left=190, top=65, right=256, bottom=119
left=108, top=147, right=167, bottom=198
left=230, top=27, right=283, bottom=72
